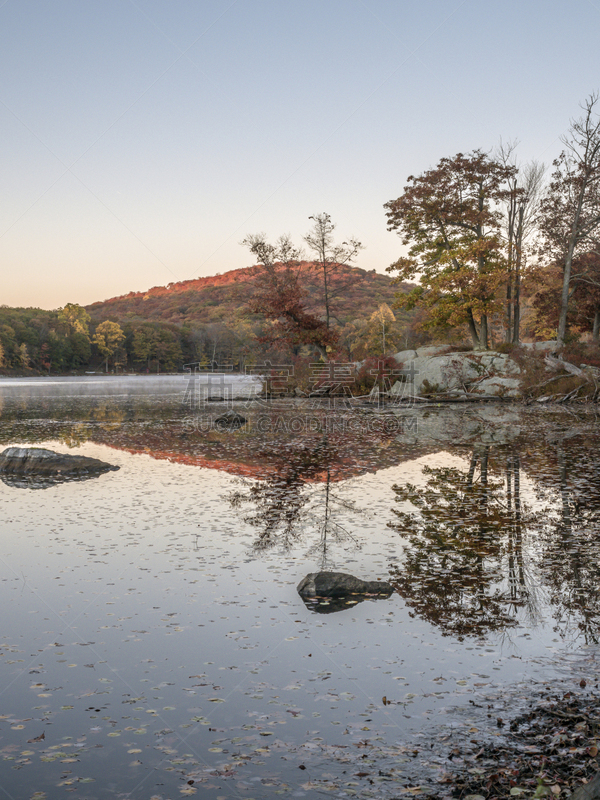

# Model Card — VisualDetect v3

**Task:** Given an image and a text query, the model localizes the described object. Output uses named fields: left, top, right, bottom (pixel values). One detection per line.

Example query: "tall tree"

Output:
left=93, top=320, right=125, bottom=373
left=303, top=213, right=363, bottom=330
left=57, top=303, right=91, bottom=339
left=242, top=233, right=336, bottom=358
left=385, top=151, right=517, bottom=350
left=496, top=142, right=545, bottom=343
left=573, top=251, right=600, bottom=340
left=533, top=252, right=600, bottom=341
left=538, top=93, right=600, bottom=346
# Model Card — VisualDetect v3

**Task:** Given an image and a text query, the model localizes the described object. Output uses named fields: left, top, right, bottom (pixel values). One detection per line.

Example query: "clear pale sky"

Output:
left=1, top=0, right=598, bottom=309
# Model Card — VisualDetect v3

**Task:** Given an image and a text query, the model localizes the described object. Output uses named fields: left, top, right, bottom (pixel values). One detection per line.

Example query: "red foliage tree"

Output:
left=242, top=234, right=337, bottom=357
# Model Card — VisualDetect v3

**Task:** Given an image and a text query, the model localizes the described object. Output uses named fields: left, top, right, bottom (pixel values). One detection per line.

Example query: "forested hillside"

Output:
left=87, top=263, right=402, bottom=327
left=0, top=264, right=419, bottom=373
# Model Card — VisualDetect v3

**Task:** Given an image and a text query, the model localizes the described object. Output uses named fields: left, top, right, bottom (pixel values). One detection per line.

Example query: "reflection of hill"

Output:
left=91, top=409, right=431, bottom=482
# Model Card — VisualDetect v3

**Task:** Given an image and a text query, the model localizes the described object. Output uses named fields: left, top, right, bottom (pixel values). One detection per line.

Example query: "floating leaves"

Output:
left=1, top=401, right=600, bottom=799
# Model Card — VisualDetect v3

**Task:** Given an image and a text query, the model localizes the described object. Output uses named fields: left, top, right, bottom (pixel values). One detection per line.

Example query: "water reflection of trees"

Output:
left=228, top=436, right=361, bottom=564
left=388, top=446, right=539, bottom=639
left=536, top=439, right=600, bottom=643
left=389, top=434, right=600, bottom=642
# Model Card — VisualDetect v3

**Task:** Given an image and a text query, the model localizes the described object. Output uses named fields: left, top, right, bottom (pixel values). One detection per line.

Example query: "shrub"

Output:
left=562, top=341, right=600, bottom=370
left=354, top=355, right=401, bottom=395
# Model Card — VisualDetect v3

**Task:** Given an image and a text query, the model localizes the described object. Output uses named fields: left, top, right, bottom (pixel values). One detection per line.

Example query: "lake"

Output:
left=0, top=375, right=598, bottom=798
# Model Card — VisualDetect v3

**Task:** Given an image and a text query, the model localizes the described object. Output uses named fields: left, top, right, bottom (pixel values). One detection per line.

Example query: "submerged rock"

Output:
left=214, top=410, right=247, bottom=429
left=0, top=447, right=120, bottom=489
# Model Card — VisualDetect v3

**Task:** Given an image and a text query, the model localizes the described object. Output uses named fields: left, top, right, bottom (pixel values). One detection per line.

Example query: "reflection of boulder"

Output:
left=300, top=594, right=394, bottom=614
left=298, top=571, right=393, bottom=598
left=393, top=406, right=521, bottom=447
left=0, top=447, right=120, bottom=489
left=214, top=410, right=247, bottom=429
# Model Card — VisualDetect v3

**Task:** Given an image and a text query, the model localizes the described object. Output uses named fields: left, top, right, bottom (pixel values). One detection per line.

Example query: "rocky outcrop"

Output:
left=521, top=341, right=558, bottom=354
left=470, top=376, right=522, bottom=398
left=0, top=447, right=120, bottom=489
left=387, top=344, right=561, bottom=399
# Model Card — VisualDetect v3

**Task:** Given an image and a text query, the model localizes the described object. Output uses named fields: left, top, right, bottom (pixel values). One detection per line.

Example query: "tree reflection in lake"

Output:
left=388, top=446, right=539, bottom=639
left=388, top=430, right=600, bottom=641
left=537, top=438, right=600, bottom=643
left=228, top=436, right=361, bottom=563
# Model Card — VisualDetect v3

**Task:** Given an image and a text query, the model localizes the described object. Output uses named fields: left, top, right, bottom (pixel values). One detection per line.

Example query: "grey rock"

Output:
left=214, top=410, right=247, bottom=428
left=569, top=769, right=600, bottom=800
left=391, top=353, right=482, bottom=396
left=470, top=376, right=522, bottom=398
left=389, top=350, right=525, bottom=397
left=414, top=344, right=456, bottom=358
left=391, top=348, right=417, bottom=364
left=297, top=571, right=393, bottom=599
left=0, top=447, right=120, bottom=489
left=521, top=340, right=558, bottom=353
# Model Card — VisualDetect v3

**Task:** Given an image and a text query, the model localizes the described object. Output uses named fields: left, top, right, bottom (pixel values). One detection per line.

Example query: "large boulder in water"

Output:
left=214, top=410, right=247, bottom=429
left=0, top=447, right=120, bottom=489
left=297, top=571, right=393, bottom=598
left=297, top=572, right=394, bottom=614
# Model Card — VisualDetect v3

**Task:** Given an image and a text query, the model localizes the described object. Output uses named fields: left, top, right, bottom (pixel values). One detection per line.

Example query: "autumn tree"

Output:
left=533, top=252, right=600, bottom=341
left=538, top=93, right=600, bottom=346
left=93, top=320, right=125, bottom=373
left=344, top=303, right=403, bottom=358
left=242, top=233, right=337, bottom=358
left=385, top=151, right=517, bottom=350
left=573, top=251, right=600, bottom=339
left=57, top=303, right=91, bottom=338
left=303, top=213, right=363, bottom=330
left=132, top=326, right=154, bottom=371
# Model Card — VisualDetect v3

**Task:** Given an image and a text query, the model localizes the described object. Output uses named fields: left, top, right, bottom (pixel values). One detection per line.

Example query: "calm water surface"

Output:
left=0, top=376, right=599, bottom=798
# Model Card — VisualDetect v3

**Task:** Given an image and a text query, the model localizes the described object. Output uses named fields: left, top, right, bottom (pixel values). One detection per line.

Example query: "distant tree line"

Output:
left=0, top=304, right=257, bottom=374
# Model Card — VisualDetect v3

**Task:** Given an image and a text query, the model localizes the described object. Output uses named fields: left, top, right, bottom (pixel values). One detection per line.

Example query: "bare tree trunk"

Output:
left=479, top=314, right=489, bottom=350
left=323, top=263, right=330, bottom=330
left=558, top=240, right=578, bottom=346
left=593, top=309, right=600, bottom=342
left=512, top=254, right=521, bottom=343
left=512, top=205, right=525, bottom=343
left=506, top=279, right=513, bottom=343
left=467, top=308, right=480, bottom=349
